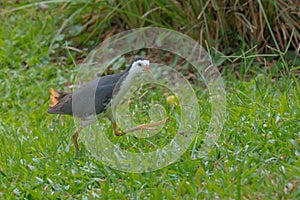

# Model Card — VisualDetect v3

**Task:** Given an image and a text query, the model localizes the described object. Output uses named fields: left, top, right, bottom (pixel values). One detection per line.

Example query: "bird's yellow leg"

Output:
left=112, top=122, right=124, bottom=136
left=124, top=118, right=170, bottom=133
left=72, top=127, right=82, bottom=152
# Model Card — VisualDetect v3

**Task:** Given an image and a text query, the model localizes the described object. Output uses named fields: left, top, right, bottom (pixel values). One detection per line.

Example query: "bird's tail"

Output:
left=48, top=88, right=71, bottom=114
left=49, top=88, right=60, bottom=108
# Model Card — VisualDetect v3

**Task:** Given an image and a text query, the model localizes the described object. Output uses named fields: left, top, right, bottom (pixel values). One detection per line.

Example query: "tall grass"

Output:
left=4, top=0, right=299, bottom=56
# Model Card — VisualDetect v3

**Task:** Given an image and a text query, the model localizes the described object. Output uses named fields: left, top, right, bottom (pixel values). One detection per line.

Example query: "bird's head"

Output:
left=129, top=57, right=150, bottom=74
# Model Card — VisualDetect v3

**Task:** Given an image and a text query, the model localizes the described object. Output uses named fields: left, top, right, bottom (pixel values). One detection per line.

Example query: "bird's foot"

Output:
left=112, top=122, right=126, bottom=136
left=114, top=129, right=126, bottom=136
left=124, top=118, right=170, bottom=133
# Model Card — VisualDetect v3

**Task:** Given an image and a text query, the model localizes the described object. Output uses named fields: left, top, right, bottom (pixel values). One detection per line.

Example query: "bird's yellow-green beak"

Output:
left=145, top=64, right=154, bottom=79
left=145, top=64, right=150, bottom=72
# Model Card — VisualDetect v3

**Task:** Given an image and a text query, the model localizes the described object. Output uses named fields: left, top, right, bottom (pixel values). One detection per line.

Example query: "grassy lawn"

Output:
left=1, top=1, right=300, bottom=199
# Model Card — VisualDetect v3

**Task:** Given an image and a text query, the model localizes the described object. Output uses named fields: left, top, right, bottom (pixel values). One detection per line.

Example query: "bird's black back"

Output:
left=48, top=70, right=129, bottom=118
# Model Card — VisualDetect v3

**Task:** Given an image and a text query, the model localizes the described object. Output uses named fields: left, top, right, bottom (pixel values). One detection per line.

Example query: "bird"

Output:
left=48, top=56, right=153, bottom=152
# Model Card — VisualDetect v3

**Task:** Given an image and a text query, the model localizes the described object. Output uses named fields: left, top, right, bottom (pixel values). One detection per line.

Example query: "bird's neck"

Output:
left=111, top=69, right=139, bottom=108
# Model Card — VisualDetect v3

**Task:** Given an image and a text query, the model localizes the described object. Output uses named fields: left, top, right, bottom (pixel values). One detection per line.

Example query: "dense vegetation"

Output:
left=0, top=0, right=299, bottom=199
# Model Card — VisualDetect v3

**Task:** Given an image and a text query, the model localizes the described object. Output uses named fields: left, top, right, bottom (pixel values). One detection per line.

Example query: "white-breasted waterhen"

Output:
left=48, top=57, right=166, bottom=152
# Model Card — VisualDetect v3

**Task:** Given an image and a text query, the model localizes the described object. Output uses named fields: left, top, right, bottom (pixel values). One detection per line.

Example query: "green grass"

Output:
left=1, top=1, right=300, bottom=199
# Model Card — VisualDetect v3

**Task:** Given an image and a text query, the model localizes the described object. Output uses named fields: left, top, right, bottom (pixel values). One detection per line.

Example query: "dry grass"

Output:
left=69, top=0, right=300, bottom=56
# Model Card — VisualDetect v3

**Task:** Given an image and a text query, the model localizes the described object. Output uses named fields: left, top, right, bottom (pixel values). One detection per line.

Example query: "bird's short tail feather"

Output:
left=48, top=88, right=71, bottom=114
left=49, top=88, right=59, bottom=108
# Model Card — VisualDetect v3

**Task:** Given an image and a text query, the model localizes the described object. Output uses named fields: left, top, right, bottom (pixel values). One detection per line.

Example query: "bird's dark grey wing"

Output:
left=63, top=79, right=117, bottom=118
left=48, top=71, right=128, bottom=118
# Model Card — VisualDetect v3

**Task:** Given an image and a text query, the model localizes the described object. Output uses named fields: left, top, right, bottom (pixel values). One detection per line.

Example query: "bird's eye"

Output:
left=138, top=63, right=142, bottom=67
